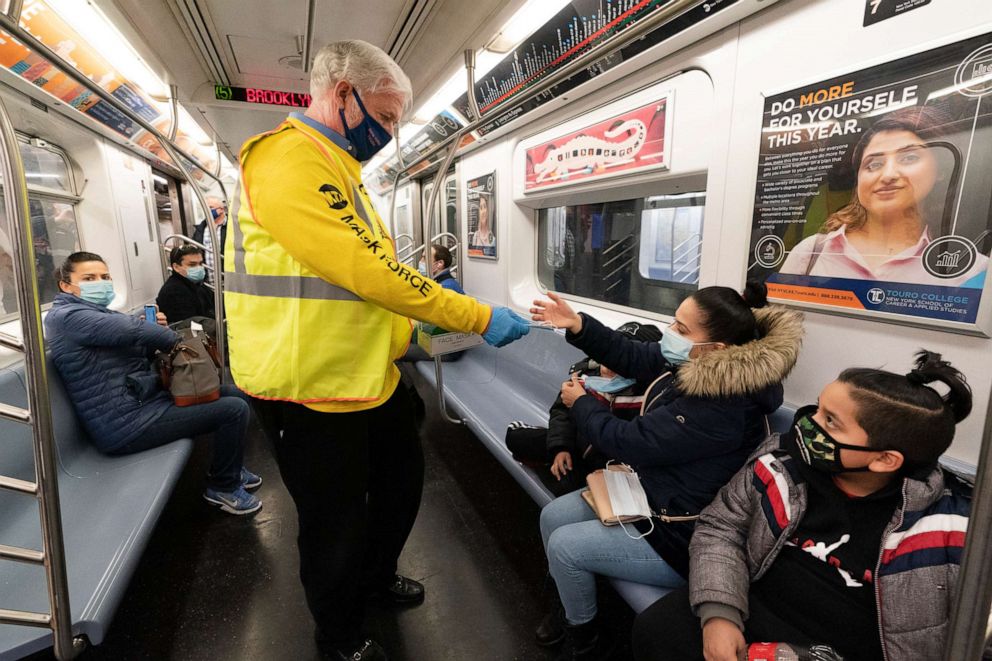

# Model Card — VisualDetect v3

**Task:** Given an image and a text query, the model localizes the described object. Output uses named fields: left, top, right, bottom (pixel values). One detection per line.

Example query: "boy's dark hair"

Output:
left=55, top=251, right=105, bottom=283
left=839, top=350, right=972, bottom=470
left=170, top=244, right=205, bottom=267
left=432, top=243, right=453, bottom=269
left=691, top=280, right=768, bottom=346
left=617, top=322, right=662, bottom=343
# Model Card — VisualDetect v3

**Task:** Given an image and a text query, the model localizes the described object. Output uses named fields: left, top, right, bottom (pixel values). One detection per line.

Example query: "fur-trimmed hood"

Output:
left=676, top=306, right=804, bottom=399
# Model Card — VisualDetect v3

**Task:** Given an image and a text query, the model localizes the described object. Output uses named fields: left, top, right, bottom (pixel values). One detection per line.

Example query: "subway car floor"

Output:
left=29, top=367, right=634, bottom=661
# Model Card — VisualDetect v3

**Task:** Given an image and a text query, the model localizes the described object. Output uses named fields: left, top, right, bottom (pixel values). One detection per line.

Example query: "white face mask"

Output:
left=604, top=466, right=654, bottom=540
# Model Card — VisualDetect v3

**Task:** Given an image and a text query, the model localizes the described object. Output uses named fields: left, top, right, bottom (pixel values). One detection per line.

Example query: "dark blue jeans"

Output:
left=113, top=384, right=249, bottom=491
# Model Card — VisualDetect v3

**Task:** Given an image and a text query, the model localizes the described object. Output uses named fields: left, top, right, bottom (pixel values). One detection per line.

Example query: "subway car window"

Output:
left=537, top=194, right=703, bottom=316
left=0, top=139, right=80, bottom=318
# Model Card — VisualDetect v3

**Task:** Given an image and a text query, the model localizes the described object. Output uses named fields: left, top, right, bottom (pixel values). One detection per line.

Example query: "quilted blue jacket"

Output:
left=45, top=293, right=178, bottom=452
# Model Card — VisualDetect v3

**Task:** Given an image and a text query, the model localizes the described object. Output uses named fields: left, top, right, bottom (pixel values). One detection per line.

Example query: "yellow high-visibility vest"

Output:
left=224, top=116, right=491, bottom=412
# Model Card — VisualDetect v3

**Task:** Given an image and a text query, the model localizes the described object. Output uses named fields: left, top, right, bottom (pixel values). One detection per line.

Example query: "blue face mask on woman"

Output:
left=659, top=327, right=717, bottom=366
left=78, top=280, right=115, bottom=307
left=339, top=90, right=393, bottom=162
left=185, top=265, right=206, bottom=283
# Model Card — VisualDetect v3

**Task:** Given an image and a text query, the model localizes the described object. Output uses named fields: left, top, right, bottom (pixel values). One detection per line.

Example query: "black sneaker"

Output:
left=316, top=632, right=388, bottom=661
left=369, top=574, right=425, bottom=606
left=335, top=639, right=388, bottom=661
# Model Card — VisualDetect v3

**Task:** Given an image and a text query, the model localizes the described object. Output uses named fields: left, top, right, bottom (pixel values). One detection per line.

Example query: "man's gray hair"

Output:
left=310, top=40, right=413, bottom=112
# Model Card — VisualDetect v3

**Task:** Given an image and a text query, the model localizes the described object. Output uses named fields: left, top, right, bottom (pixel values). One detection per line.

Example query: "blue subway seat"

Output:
left=415, top=330, right=799, bottom=614
left=0, top=356, right=193, bottom=660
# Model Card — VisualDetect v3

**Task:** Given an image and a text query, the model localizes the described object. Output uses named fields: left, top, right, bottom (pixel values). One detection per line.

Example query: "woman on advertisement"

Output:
left=779, top=105, right=988, bottom=287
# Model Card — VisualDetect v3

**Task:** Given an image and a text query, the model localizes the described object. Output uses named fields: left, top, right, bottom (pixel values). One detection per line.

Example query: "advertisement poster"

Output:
left=747, top=32, right=992, bottom=329
left=452, top=0, right=739, bottom=136
left=467, top=172, right=497, bottom=260
left=0, top=0, right=164, bottom=138
left=524, top=96, right=669, bottom=192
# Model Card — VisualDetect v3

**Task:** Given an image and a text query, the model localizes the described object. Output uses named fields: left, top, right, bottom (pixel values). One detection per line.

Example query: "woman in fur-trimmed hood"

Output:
left=528, top=283, right=804, bottom=660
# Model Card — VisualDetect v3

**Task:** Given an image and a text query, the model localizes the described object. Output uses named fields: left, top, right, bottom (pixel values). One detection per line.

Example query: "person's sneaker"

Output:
left=203, top=485, right=262, bottom=515
left=317, top=636, right=388, bottom=661
left=241, top=468, right=262, bottom=491
left=368, top=575, right=425, bottom=606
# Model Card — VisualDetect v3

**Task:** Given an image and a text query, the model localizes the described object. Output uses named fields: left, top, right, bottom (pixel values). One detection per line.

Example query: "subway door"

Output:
left=103, top=143, right=164, bottom=304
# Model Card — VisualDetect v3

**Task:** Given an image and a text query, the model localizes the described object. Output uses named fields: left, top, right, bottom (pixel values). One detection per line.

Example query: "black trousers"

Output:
left=632, top=587, right=813, bottom=661
left=251, top=386, right=424, bottom=649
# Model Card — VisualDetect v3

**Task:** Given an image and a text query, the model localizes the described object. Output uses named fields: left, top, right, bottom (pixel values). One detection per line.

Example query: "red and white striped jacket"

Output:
left=689, top=435, right=971, bottom=661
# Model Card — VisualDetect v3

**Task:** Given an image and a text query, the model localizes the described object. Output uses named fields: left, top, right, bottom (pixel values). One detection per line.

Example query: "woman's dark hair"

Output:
left=839, top=350, right=972, bottom=470
left=55, top=251, right=105, bottom=283
left=431, top=243, right=453, bottom=268
left=170, top=244, right=205, bottom=267
left=691, top=280, right=768, bottom=346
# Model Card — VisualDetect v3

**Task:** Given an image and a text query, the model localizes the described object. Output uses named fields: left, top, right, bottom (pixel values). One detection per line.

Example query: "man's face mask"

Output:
left=340, top=89, right=393, bottom=162
left=77, top=280, right=115, bottom=307
left=792, top=405, right=883, bottom=474
left=184, top=265, right=206, bottom=283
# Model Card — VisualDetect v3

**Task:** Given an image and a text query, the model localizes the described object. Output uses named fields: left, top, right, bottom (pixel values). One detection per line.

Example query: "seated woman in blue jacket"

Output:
left=44, top=252, right=261, bottom=515
left=528, top=283, right=804, bottom=660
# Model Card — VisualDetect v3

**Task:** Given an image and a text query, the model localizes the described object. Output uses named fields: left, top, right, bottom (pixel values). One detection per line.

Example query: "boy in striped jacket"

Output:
left=632, top=351, right=973, bottom=661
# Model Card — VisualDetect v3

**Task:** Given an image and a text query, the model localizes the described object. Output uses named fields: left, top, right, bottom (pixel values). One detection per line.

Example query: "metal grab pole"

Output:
left=0, top=96, right=80, bottom=659
left=158, top=142, right=227, bottom=380
left=945, top=384, right=992, bottom=659
left=0, top=13, right=225, bottom=191
left=389, top=0, right=702, bottom=180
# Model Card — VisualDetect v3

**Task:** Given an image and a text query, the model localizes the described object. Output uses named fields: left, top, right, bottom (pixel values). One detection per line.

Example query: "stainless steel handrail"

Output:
left=946, top=383, right=992, bottom=659
left=0, top=13, right=225, bottom=191
left=155, top=148, right=227, bottom=377
left=302, top=0, right=317, bottom=74
left=167, top=84, right=179, bottom=142
left=397, top=231, right=459, bottom=262
left=0, top=92, right=81, bottom=659
left=387, top=0, right=703, bottom=181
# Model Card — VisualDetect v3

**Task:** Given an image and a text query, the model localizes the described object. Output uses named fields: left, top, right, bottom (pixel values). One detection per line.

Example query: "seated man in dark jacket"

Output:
left=157, top=245, right=215, bottom=323
left=45, top=251, right=260, bottom=515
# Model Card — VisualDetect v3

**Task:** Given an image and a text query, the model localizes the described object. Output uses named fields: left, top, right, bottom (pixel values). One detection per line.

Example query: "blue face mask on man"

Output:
left=339, top=89, right=393, bottom=162
left=185, top=265, right=206, bottom=283
left=78, top=280, right=115, bottom=307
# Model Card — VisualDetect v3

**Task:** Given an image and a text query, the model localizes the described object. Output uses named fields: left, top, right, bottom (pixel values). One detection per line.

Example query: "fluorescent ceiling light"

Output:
left=488, top=0, right=572, bottom=53
left=41, top=0, right=168, bottom=99
left=411, top=50, right=503, bottom=123
left=178, top=107, right=213, bottom=147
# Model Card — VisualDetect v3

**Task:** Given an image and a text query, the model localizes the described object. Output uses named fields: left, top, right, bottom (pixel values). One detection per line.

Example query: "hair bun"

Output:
left=909, top=350, right=973, bottom=423
left=741, top=280, right=769, bottom=310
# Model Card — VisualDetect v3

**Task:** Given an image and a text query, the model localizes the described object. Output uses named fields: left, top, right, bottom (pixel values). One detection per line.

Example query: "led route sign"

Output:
left=214, top=85, right=312, bottom=108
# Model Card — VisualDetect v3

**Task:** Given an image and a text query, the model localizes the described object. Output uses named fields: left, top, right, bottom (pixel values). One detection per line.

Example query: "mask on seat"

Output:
left=339, top=89, right=392, bottom=162
left=185, top=266, right=206, bottom=283
left=78, top=280, right=115, bottom=307
left=584, top=375, right=637, bottom=394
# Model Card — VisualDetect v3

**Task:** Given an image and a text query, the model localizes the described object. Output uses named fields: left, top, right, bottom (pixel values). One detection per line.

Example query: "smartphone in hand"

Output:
left=143, top=305, right=157, bottom=324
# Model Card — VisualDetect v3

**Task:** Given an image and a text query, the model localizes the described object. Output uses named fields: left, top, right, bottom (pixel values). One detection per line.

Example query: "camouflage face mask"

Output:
left=793, top=405, right=879, bottom=474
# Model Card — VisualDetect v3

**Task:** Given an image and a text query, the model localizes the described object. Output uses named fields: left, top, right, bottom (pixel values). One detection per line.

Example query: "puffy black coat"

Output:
left=45, top=293, right=178, bottom=452
left=156, top=272, right=215, bottom=323
left=566, top=307, right=804, bottom=576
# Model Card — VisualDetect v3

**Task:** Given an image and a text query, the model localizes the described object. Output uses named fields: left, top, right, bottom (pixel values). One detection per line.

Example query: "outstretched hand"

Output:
left=531, top=292, right=582, bottom=334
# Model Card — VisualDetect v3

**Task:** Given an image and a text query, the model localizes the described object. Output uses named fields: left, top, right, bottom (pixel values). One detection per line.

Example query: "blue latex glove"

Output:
left=482, top=307, right=531, bottom=347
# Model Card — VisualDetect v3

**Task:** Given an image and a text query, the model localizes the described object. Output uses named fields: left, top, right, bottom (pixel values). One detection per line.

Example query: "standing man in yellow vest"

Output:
left=225, top=40, right=529, bottom=661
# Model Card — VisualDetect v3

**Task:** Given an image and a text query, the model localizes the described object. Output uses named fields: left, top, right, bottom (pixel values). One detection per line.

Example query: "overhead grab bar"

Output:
left=0, top=12, right=226, bottom=190
left=386, top=0, right=702, bottom=182
left=301, top=0, right=317, bottom=74
left=167, top=84, right=179, bottom=142
left=0, top=91, right=82, bottom=658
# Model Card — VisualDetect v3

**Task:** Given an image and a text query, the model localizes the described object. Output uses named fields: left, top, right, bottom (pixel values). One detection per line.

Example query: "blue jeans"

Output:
left=113, top=384, right=249, bottom=491
left=540, top=489, right=686, bottom=625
